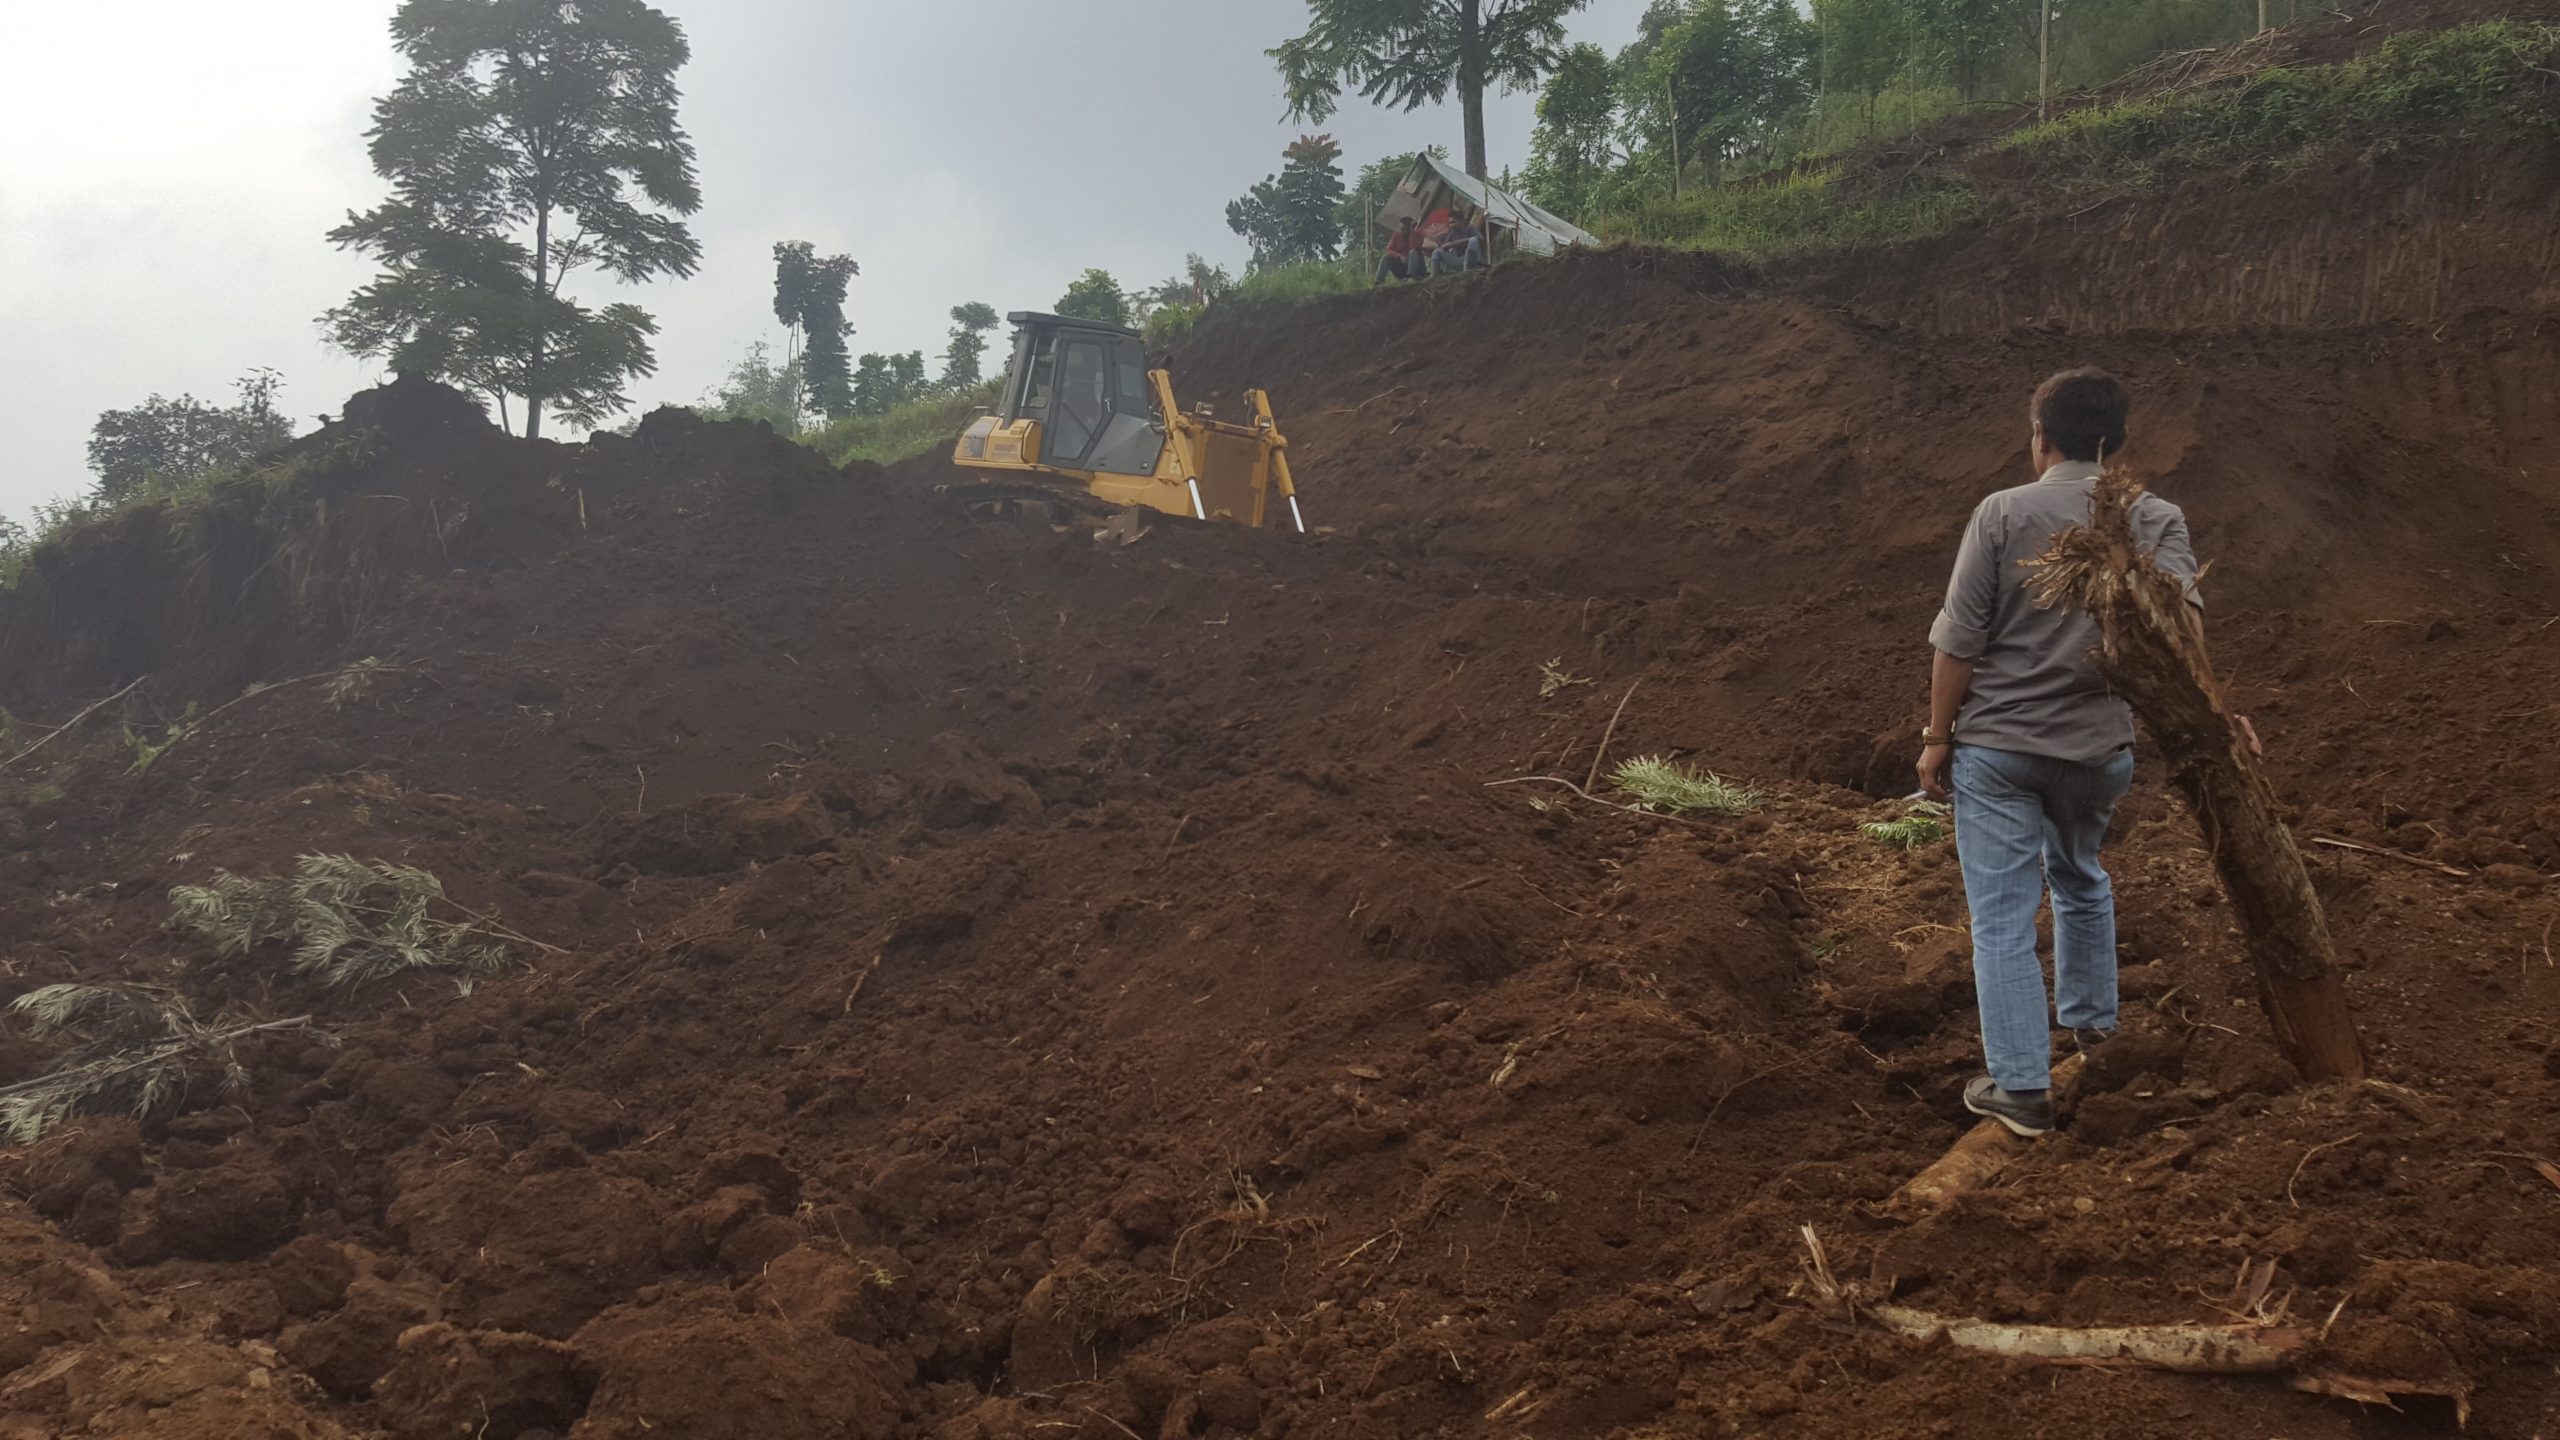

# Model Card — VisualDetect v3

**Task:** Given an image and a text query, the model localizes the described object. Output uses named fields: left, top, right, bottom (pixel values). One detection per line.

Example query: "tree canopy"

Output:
left=1227, top=134, right=1351, bottom=271
left=851, top=351, right=931, bottom=416
left=941, top=302, right=1001, bottom=390
left=1272, top=0, right=1592, bottom=178
left=696, top=342, right=802, bottom=432
left=1055, top=270, right=1132, bottom=328
left=1522, top=44, right=1617, bottom=215
left=323, top=0, right=702, bottom=439
left=85, top=370, right=297, bottom=504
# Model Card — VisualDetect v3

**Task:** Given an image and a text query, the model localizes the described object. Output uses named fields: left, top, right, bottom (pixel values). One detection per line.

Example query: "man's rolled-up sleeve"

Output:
left=1928, top=502, right=1998, bottom=660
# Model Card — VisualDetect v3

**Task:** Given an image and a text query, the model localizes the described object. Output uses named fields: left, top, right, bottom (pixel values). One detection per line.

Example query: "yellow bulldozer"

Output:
left=952, top=312, right=1306, bottom=531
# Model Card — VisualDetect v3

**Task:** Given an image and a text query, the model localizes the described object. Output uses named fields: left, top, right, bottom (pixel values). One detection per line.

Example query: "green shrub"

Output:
left=1143, top=302, right=1204, bottom=350
left=803, top=382, right=1000, bottom=468
left=1232, top=256, right=1369, bottom=304
left=1591, top=168, right=1980, bottom=259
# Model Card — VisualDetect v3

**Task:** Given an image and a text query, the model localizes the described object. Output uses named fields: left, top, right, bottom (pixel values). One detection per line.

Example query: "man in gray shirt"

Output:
left=1916, top=368, right=2215, bottom=1137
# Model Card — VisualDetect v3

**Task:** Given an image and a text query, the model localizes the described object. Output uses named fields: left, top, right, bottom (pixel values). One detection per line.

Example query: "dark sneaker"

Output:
left=1963, top=1075, right=2056, bottom=1137
left=2071, top=1027, right=2113, bottom=1055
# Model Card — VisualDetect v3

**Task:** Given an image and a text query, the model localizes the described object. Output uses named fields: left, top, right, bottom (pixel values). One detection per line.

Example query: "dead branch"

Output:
left=1582, top=679, right=1642, bottom=793
left=1481, top=774, right=1735, bottom=832
left=2306, top=836, right=2469, bottom=878
left=2029, top=470, right=2365, bottom=1082
left=4, top=675, right=149, bottom=767
left=2288, top=1133, right=2360, bottom=1207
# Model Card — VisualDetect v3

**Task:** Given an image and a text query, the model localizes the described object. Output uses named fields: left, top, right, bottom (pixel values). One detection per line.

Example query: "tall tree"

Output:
left=1623, top=0, right=1817, bottom=182
left=324, top=0, right=703, bottom=440
left=85, top=369, right=297, bottom=504
left=774, top=241, right=858, bottom=422
left=1055, top=270, right=1132, bottom=328
left=850, top=350, right=929, bottom=416
left=1524, top=43, right=1618, bottom=215
left=941, top=302, right=1001, bottom=390
left=1272, top=0, right=1592, bottom=179
left=1227, top=134, right=1351, bottom=270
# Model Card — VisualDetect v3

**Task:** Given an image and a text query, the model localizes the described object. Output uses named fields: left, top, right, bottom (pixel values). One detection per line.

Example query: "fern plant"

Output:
left=170, top=854, right=518, bottom=989
left=1862, top=801, right=1953, bottom=850
left=0, top=984, right=330, bottom=1144
left=1609, top=755, right=1762, bottom=816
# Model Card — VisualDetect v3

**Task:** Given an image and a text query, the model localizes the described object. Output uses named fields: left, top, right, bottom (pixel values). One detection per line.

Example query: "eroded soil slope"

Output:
left=2, top=141, right=2559, bottom=1440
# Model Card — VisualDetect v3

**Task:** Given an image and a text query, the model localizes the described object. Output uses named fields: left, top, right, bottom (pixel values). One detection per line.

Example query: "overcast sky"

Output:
left=0, top=0, right=1653, bottom=522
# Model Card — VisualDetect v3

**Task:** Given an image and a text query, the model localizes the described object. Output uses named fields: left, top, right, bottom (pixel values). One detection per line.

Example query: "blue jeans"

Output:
left=1433, top=238, right=1484, bottom=273
left=1952, top=744, right=2135, bottom=1091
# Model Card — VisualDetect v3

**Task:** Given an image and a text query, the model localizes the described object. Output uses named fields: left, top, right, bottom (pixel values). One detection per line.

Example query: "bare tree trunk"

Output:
left=527, top=204, right=550, bottom=441
left=1460, top=0, right=1488, bottom=178
left=2029, top=472, right=2367, bottom=1082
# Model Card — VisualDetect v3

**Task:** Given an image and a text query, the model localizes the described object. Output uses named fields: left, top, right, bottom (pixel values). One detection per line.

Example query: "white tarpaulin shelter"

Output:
left=1371, top=153, right=1598, bottom=257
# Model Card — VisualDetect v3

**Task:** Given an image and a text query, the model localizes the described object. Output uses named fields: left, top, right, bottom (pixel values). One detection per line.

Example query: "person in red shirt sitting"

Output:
left=1373, top=217, right=1424, bottom=285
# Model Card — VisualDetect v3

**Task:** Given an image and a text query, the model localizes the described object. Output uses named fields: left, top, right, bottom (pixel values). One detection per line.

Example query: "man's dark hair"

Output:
left=2032, top=368, right=2129, bottom=463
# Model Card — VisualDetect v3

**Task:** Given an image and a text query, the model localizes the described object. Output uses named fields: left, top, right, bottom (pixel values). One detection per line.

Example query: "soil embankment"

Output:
left=3, top=17, right=2559, bottom=1440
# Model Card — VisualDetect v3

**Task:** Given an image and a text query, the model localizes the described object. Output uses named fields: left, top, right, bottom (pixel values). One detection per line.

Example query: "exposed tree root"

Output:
left=1865, top=1304, right=2306, bottom=1371
left=1890, top=1056, right=2084, bottom=1212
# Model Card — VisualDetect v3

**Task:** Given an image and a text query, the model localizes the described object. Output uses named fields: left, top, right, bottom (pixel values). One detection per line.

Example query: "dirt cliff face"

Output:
left=4, top=25, right=2560, bottom=1440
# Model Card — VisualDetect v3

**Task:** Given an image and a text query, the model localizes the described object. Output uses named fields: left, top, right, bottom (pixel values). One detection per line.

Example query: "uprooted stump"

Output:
left=2029, top=470, right=2366, bottom=1082
left=1891, top=1056, right=2084, bottom=1212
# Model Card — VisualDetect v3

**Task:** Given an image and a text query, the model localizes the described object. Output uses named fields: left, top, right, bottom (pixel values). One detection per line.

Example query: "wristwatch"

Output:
left=1920, top=728, right=1952, bottom=747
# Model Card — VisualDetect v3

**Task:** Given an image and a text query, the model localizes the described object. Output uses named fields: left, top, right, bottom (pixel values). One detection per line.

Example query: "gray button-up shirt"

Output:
left=1927, top=460, right=2201, bottom=763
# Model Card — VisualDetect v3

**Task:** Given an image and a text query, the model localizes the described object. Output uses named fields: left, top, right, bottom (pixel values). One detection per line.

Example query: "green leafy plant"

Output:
left=1609, top=755, right=1761, bottom=816
left=0, top=985, right=331, bottom=1144
left=121, top=704, right=199, bottom=776
left=1862, top=800, right=1952, bottom=850
left=170, top=854, right=522, bottom=989
left=1539, top=658, right=1593, bottom=697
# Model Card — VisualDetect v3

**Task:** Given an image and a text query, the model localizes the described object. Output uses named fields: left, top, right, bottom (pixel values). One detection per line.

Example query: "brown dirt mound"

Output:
left=2, top=65, right=2558, bottom=1440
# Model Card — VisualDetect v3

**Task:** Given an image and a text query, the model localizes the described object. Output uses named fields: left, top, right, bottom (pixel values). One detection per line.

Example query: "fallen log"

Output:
left=2029, top=471, right=2366, bottom=1082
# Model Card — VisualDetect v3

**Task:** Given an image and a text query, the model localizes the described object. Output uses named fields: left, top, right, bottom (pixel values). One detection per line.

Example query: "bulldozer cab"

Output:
left=997, top=313, right=1160, bottom=477
left=955, top=313, right=1305, bottom=531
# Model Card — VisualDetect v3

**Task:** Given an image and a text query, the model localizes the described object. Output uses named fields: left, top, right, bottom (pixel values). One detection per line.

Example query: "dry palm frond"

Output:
left=0, top=984, right=331, bottom=1144
left=170, top=853, right=519, bottom=989
left=1609, top=755, right=1762, bottom=816
left=321, top=657, right=404, bottom=710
